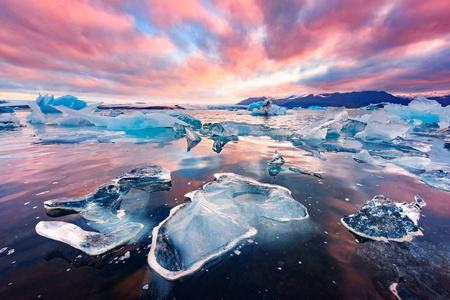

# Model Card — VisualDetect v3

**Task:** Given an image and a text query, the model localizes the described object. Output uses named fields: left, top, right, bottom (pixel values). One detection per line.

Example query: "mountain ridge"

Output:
left=237, top=91, right=450, bottom=108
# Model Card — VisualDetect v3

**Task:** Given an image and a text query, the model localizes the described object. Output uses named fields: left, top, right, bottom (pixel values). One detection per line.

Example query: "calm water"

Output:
left=0, top=110, right=449, bottom=300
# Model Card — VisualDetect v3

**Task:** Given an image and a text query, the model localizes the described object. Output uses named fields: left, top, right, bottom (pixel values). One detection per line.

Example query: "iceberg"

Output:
left=35, top=94, right=88, bottom=114
left=35, top=221, right=143, bottom=256
left=421, top=170, right=450, bottom=192
left=385, top=95, right=442, bottom=124
left=148, top=173, right=308, bottom=280
left=341, top=195, right=426, bottom=242
left=0, top=114, right=21, bottom=129
left=353, top=150, right=387, bottom=167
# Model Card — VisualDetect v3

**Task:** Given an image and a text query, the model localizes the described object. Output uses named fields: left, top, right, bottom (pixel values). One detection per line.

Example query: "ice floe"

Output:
left=37, top=165, right=171, bottom=255
left=148, top=173, right=308, bottom=280
left=341, top=195, right=426, bottom=242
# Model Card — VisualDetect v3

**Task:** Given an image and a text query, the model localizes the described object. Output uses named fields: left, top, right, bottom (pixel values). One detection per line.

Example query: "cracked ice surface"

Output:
left=341, top=195, right=426, bottom=242
left=148, top=173, right=308, bottom=280
left=36, top=165, right=171, bottom=255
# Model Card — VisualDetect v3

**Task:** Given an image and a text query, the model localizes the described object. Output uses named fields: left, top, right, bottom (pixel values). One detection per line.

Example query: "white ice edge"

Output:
left=148, top=203, right=258, bottom=280
left=36, top=221, right=143, bottom=255
left=340, top=217, right=423, bottom=243
left=213, top=173, right=293, bottom=194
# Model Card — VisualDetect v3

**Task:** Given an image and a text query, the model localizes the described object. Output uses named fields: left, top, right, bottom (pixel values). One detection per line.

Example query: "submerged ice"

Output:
left=36, top=165, right=171, bottom=255
left=341, top=195, right=426, bottom=242
left=148, top=173, right=308, bottom=280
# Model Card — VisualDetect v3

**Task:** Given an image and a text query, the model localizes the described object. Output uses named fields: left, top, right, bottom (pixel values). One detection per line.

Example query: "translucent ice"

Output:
left=35, top=94, right=87, bottom=114
left=26, top=101, right=49, bottom=124
left=421, top=170, right=450, bottom=192
left=341, top=195, right=425, bottom=242
left=294, top=107, right=348, bottom=140
left=385, top=95, right=442, bottom=124
left=353, top=150, right=387, bottom=167
left=38, top=165, right=171, bottom=254
left=185, top=127, right=201, bottom=152
left=35, top=221, right=143, bottom=255
left=201, top=123, right=238, bottom=138
left=168, top=112, right=202, bottom=130
left=148, top=173, right=308, bottom=280
left=0, top=114, right=21, bottom=129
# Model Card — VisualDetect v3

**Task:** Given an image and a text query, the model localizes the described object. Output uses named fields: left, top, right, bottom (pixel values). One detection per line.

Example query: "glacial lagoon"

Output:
left=0, top=104, right=449, bottom=299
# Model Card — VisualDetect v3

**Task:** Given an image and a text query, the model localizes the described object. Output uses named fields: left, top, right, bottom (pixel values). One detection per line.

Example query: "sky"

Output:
left=0, top=0, right=449, bottom=104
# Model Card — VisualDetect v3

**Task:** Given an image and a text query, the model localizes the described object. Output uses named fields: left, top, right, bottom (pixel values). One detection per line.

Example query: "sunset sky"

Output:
left=1, top=0, right=449, bottom=104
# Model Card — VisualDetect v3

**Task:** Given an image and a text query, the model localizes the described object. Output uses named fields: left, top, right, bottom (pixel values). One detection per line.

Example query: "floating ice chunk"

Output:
left=168, top=112, right=202, bottom=129
left=212, top=136, right=236, bottom=153
left=0, top=107, right=14, bottom=114
left=35, top=221, right=143, bottom=255
left=35, top=94, right=87, bottom=114
left=341, top=195, right=425, bottom=242
left=115, top=165, right=171, bottom=193
left=0, top=114, right=21, bottom=129
left=288, top=167, right=311, bottom=175
left=48, top=103, right=102, bottom=126
left=201, top=123, right=238, bottom=138
left=148, top=173, right=308, bottom=280
left=250, top=99, right=287, bottom=116
left=337, top=138, right=363, bottom=152
left=185, top=127, right=201, bottom=152
left=390, top=157, right=430, bottom=173
left=421, top=170, right=450, bottom=192
left=294, top=107, right=348, bottom=140
left=107, top=112, right=187, bottom=131
left=270, top=150, right=285, bottom=165
left=439, top=105, right=450, bottom=129
left=355, top=121, right=410, bottom=141
left=353, top=150, right=387, bottom=167
left=385, top=95, right=442, bottom=124
left=26, top=101, right=49, bottom=124
left=44, top=165, right=170, bottom=220
left=36, top=133, right=112, bottom=144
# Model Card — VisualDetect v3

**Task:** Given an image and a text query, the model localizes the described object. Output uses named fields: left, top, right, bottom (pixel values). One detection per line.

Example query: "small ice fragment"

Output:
left=52, top=182, right=58, bottom=185
left=278, top=267, right=282, bottom=270
left=298, top=261, right=302, bottom=264
left=356, top=183, right=363, bottom=186
left=234, top=250, right=241, bottom=255
left=142, top=284, right=149, bottom=290
left=247, top=239, right=254, bottom=243
left=24, top=202, right=30, bottom=206
left=8, top=282, right=13, bottom=286
left=0, top=247, right=7, bottom=254
left=119, top=251, right=130, bottom=261
left=66, top=268, right=71, bottom=272
left=344, top=198, right=350, bottom=202
left=36, top=191, right=49, bottom=196
left=270, top=150, right=285, bottom=166
left=313, top=171, right=324, bottom=179
left=7, top=249, right=14, bottom=255
left=289, top=167, right=311, bottom=175
left=188, top=182, right=191, bottom=185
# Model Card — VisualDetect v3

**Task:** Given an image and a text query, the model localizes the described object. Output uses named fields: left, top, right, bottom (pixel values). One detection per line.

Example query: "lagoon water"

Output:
left=0, top=109, right=449, bottom=299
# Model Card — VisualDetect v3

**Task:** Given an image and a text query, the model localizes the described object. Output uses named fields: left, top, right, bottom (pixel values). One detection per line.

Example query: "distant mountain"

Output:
left=237, top=91, right=450, bottom=108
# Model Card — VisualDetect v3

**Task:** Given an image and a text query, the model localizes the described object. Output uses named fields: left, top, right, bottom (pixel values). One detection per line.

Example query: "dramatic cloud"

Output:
left=0, top=0, right=449, bottom=103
